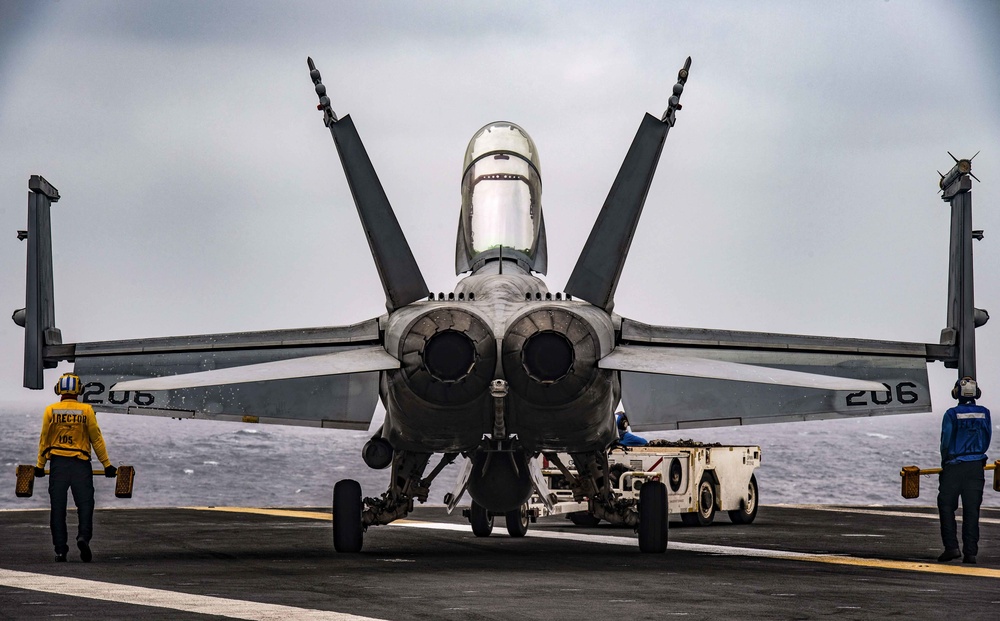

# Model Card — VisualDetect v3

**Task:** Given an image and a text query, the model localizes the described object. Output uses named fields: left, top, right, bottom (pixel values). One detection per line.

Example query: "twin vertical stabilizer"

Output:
left=565, top=58, right=691, bottom=311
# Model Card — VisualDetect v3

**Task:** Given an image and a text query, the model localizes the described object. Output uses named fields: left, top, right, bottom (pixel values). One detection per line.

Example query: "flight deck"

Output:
left=1, top=504, right=998, bottom=620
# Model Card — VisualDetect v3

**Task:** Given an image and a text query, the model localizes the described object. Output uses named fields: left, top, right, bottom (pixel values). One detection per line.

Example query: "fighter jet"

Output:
left=16, top=57, right=977, bottom=553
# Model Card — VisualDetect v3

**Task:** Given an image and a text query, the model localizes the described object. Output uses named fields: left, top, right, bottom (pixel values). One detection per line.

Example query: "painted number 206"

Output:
left=81, top=382, right=156, bottom=407
left=845, top=382, right=918, bottom=407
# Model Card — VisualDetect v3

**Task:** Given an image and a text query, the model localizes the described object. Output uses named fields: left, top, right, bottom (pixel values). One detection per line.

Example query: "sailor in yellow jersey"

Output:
left=35, top=373, right=116, bottom=562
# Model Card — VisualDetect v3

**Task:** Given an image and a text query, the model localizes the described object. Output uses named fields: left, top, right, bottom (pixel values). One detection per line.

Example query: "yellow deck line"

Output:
left=186, top=506, right=333, bottom=520
left=799, top=554, right=1000, bottom=579
left=187, top=506, right=1000, bottom=579
left=781, top=504, right=1000, bottom=525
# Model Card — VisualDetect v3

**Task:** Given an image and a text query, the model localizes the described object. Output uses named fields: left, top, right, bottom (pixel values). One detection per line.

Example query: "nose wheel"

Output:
left=470, top=500, right=494, bottom=537
left=505, top=503, right=530, bottom=537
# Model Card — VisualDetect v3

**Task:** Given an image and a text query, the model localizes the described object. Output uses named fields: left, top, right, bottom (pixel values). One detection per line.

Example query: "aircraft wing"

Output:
left=609, top=318, right=941, bottom=431
left=53, top=319, right=386, bottom=430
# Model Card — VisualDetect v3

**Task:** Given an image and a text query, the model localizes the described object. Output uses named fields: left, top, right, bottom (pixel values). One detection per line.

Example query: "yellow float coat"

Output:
left=37, top=399, right=111, bottom=468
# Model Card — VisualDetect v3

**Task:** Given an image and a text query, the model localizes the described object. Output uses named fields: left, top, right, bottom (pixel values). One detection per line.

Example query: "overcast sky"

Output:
left=1, top=0, right=998, bottom=416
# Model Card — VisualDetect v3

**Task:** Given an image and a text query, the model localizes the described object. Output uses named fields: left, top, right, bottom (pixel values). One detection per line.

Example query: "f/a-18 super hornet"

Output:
left=16, top=57, right=985, bottom=553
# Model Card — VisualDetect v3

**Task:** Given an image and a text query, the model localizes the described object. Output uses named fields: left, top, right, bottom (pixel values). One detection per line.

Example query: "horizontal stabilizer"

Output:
left=112, top=346, right=399, bottom=392
left=610, top=320, right=933, bottom=430
left=599, top=345, right=887, bottom=392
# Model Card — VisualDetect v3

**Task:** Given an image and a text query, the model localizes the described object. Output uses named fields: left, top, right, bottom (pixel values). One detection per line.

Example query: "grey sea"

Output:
left=2, top=404, right=997, bottom=511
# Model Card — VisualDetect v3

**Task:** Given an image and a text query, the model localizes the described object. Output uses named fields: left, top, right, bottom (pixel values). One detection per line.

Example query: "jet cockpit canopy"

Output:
left=457, top=122, right=547, bottom=274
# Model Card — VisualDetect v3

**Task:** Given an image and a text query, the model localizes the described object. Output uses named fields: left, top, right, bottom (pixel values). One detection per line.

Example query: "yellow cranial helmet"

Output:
left=54, top=373, right=83, bottom=396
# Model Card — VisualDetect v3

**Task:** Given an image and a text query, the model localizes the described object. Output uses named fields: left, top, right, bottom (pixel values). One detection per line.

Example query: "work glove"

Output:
left=34, top=467, right=46, bottom=478
left=104, top=465, right=118, bottom=478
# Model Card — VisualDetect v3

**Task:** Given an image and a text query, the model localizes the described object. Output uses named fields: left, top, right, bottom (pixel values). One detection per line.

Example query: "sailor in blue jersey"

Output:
left=615, top=412, right=648, bottom=447
left=937, top=377, right=992, bottom=564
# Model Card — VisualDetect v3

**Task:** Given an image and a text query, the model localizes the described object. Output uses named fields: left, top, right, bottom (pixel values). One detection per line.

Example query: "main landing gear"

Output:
left=332, top=450, right=457, bottom=553
left=331, top=448, right=671, bottom=553
left=548, top=450, right=668, bottom=553
left=638, top=481, right=668, bottom=553
left=333, top=479, right=363, bottom=553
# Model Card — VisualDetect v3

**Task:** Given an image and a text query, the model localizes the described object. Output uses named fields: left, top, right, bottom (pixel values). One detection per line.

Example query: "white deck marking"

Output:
left=780, top=504, right=1000, bottom=525
left=189, top=507, right=1000, bottom=579
left=0, top=569, right=387, bottom=621
left=394, top=520, right=1000, bottom=578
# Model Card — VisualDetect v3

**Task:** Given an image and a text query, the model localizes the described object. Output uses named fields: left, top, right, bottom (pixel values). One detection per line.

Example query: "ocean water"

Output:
left=2, top=404, right=997, bottom=511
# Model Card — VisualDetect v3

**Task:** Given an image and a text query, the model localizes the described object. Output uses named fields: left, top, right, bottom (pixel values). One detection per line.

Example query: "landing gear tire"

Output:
left=505, top=503, right=529, bottom=537
left=638, top=481, right=668, bottom=553
left=470, top=501, right=494, bottom=537
left=569, top=512, right=601, bottom=527
left=693, top=473, right=716, bottom=526
left=728, top=473, right=759, bottom=525
left=333, top=479, right=363, bottom=553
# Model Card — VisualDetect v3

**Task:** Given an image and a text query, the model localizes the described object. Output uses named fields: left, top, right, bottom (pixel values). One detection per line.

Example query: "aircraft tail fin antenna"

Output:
left=14, top=175, right=63, bottom=389
left=306, top=57, right=429, bottom=312
left=564, top=56, right=692, bottom=311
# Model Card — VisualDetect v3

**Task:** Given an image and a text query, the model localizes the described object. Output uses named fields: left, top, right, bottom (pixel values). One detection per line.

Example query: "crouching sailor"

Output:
left=36, top=373, right=117, bottom=562
left=615, top=411, right=648, bottom=447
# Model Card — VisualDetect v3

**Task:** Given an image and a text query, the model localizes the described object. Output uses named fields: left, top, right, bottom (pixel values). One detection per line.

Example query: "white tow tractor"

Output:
left=529, top=441, right=761, bottom=527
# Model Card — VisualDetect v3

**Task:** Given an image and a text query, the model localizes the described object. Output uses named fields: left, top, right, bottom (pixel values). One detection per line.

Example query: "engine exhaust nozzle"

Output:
left=522, top=331, right=574, bottom=383
left=503, top=307, right=601, bottom=406
left=423, top=330, right=476, bottom=382
left=398, top=307, right=496, bottom=406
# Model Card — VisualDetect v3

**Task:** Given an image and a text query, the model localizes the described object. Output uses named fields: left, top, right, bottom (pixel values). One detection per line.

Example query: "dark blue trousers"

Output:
left=937, top=459, right=985, bottom=556
left=47, top=456, right=95, bottom=554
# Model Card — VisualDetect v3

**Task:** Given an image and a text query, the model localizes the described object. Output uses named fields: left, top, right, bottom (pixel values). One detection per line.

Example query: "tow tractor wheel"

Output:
left=333, top=479, right=363, bottom=553
left=505, top=502, right=529, bottom=537
left=728, top=473, right=759, bottom=525
left=638, top=481, right=668, bottom=553
left=694, top=473, right=716, bottom=526
left=470, top=500, right=494, bottom=537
